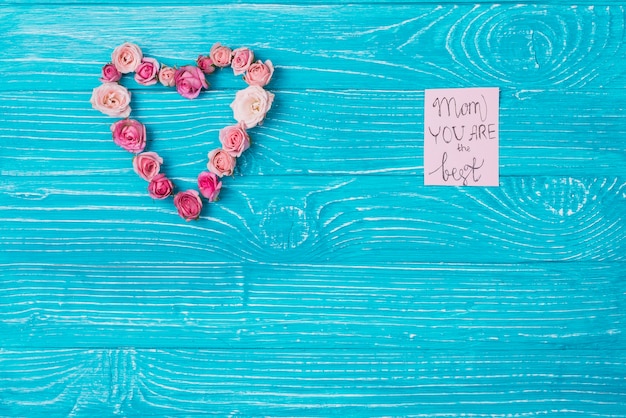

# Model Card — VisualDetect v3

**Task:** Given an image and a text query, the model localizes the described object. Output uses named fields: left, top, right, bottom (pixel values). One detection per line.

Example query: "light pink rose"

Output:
left=134, top=57, right=160, bottom=86
left=207, top=148, right=236, bottom=177
left=148, top=173, right=173, bottom=199
left=197, top=55, right=215, bottom=74
left=197, top=171, right=222, bottom=202
left=100, top=63, right=122, bottom=82
left=133, top=151, right=163, bottom=181
left=91, top=82, right=132, bottom=118
left=243, top=60, right=274, bottom=87
left=219, top=123, right=250, bottom=157
left=159, top=65, right=176, bottom=87
left=231, top=47, right=254, bottom=76
left=174, top=65, right=208, bottom=99
left=230, top=85, right=275, bottom=128
left=110, top=118, right=146, bottom=153
left=111, top=42, right=143, bottom=74
left=174, top=190, right=203, bottom=221
left=209, top=43, right=232, bottom=67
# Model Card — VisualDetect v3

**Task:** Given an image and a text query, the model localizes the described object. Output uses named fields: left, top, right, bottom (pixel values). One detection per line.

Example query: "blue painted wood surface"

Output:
left=1, top=2, right=625, bottom=416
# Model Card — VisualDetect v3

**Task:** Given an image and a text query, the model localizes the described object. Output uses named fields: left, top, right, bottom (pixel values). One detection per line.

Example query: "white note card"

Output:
left=424, top=87, right=500, bottom=186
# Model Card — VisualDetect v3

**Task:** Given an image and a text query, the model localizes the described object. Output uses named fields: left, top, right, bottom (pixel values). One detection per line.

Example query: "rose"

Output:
left=243, top=60, right=274, bottom=87
left=110, top=118, right=146, bottom=153
left=148, top=173, right=174, bottom=200
left=219, top=123, right=250, bottom=157
left=133, top=152, right=163, bottom=181
left=230, top=85, right=275, bottom=128
left=197, top=171, right=222, bottom=202
left=159, top=65, right=176, bottom=87
left=207, top=148, right=236, bottom=177
left=174, top=65, right=208, bottom=99
left=174, top=190, right=203, bottom=221
left=210, top=43, right=232, bottom=67
left=197, top=55, right=215, bottom=74
left=231, top=47, right=254, bottom=76
left=134, top=57, right=160, bottom=86
left=111, top=42, right=143, bottom=74
left=90, top=82, right=132, bottom=118
left=100, top=63, right=122, bottom=82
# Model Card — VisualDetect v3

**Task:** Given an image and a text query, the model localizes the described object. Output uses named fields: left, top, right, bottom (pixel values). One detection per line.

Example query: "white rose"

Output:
left=230, top=85, right=274, bottom=128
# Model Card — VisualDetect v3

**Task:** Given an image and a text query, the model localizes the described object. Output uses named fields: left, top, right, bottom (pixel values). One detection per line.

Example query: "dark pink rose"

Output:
left=210, top=43, right=232, bottom=67
left=159, top=65, right=176, bottom=87
left=100, top=63, right=122, bottom=82
left=111, top=42, right=143, bottom=74
left=243, top=60, right=274, bottom=87
left=148, top=173, right=173, bottom=199
left=110, top=118, right=146, bottom=153
left=219, top=123, right=250, bottom=157
left=197, top=171, right=222, bottom=202
left=207, top=148, right=236, bottom=177
left=133, top=152, right=163, bottom=181
left=174, top=190, right=203, bottom=221
left=134, top=57, right=160, bottom=86
left=231, top=47, right=254, bottom=76
left=197, top=55, right=215, bottom=74
left=174, top=65, right=208, bottom=99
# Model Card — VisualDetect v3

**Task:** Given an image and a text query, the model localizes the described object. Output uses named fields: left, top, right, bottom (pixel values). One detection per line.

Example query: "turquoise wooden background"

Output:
left=1, top=1, right=625, bottom=416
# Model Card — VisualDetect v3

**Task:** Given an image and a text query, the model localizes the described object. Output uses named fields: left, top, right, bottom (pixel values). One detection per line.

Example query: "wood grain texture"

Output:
left=1, top=5, right=625, bottom=90
left=1, top=2, right=625, bottom=416
left=1, top=262, right=624, bottom=349
left=2, top=349, right=625, bottom=416
left=1, top=176, right=625, bottom=264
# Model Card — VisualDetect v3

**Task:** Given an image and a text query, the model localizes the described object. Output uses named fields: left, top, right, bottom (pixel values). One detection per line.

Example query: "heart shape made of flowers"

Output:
left=90, top=42, right=275, bottom=221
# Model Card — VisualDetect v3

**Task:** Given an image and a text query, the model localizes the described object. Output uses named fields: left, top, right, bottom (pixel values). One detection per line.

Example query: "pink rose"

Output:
left=100, top=63, right=122, bottom=82
left=243, top=60, right=274, bottom=87
left=134, top=57, right=160, bottom=86
left=90, top=82, right=132, bottom=118
left=174, top=190, right=203, bottom=221
left=219, top=123, right=250, bottom=157
left=110, top=118, right=146, bottom=153
left=197, top=55, right=215, bottom=74
left=111, top=42, right=143, bottom=74
left=197, top=171, right=222, bottom=202
left=231, top=47, right=254, bottom=76
left=174, top=65, right=208, bottom=99
left=209, top=43, right=232, bottom=67
left=159, top=65, right=176, bottom=87
left=207, top=148, right=236, bottom=177
left=133, top=151, right=163, bottom=181
left=148, top=173, right=173, bottom=199
left=230, top=85, right=274, bottom=128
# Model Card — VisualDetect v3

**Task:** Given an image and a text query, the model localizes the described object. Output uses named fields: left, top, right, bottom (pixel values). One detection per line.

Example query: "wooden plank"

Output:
left=1, top=262, right=624, bottom=349
left=1, top=348, right=625, bottom=416
left=1, top=89, right=624, bottom=178
left=1, top=0, right=613, bottom=4
left=1, top=175, right=624, bottom=263
left=0, top=4, right=624, bottom=90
